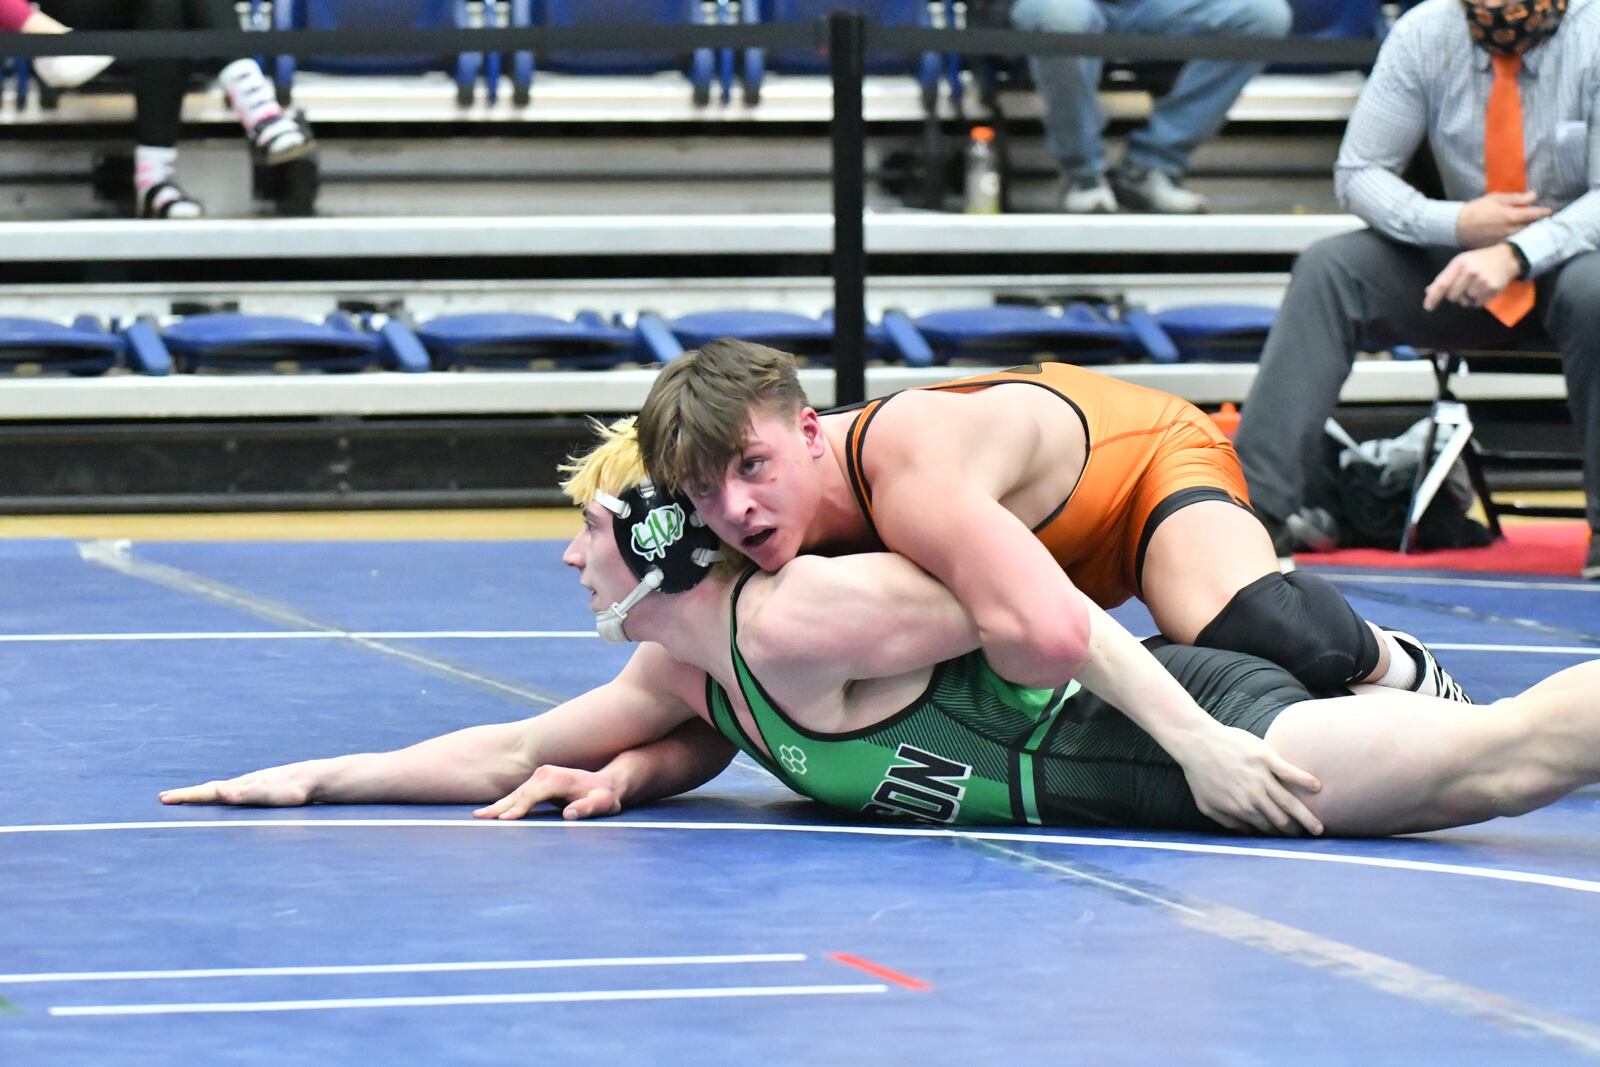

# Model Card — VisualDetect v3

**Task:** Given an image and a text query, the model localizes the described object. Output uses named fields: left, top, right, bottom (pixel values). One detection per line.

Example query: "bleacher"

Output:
left=2, top=2, right=1563, bottom=510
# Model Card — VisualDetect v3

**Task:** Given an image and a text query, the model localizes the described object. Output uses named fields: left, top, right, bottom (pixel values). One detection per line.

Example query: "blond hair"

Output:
left=558, top=416, right=648, bottom=505
left=636, top=338, right=809, bottom=493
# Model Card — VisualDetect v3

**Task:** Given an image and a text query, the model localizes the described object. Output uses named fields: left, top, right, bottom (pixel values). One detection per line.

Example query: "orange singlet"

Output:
left=842, top=362, right=1251, bottom=609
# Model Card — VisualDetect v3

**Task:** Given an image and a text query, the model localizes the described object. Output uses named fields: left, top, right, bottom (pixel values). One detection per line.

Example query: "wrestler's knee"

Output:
left=1195, top=571, right=1380, bottom=691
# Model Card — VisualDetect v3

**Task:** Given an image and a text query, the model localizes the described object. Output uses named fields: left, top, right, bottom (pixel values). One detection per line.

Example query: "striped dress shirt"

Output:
left=1335, top=0, right=1600, bottom=276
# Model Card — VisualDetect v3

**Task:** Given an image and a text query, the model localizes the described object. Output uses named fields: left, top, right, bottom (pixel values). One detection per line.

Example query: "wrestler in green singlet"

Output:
left=706, top=569, right=1312, bottom=831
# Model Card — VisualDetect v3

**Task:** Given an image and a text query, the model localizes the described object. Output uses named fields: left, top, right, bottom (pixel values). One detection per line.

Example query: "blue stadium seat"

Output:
left=1153, top=304, right=1276, bottom=362
left=268, top=0, right=487, bottom=107
left=124, top=312, right=429, bottom=374
left=747, top=1, right=946, bottom=112
left=906, top=303, right=1178, bottom=365
left=405, top=311, right=648, bottom=370
left=533, top=0, right=727, bottom=107
left=1272, top=0, right=1385, bottom=72
left=637, top=308, right=933, bottom=367
left=0, top=316, right=126, bottom=376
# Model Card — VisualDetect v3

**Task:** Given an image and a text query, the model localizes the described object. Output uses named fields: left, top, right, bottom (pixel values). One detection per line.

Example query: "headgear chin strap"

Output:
left=591, top=479, right=722, bottom=643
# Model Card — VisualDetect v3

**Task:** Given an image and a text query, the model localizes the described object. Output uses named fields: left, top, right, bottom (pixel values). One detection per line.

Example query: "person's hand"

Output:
left=1170, top=725, right=1323, bottom=835
left=1456, top=191, right=1550, bottom=248
left=159, top=765, right=314, bottom=807
left=1424, top=244, right=1523, bottom=311
left=474, top=765, right=623, bottom=821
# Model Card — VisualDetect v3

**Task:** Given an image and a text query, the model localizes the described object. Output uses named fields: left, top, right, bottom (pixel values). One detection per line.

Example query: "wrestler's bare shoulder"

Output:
left=863, top=388, right=1055, bottom=450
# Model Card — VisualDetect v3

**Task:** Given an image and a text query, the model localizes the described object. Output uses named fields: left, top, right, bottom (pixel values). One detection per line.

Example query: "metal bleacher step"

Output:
left=0, top=361, right=1450, bottom=422
left=0, top=212, right=1366, bottom=263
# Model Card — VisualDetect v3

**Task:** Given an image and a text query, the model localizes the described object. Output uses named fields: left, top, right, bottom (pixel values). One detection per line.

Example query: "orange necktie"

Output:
left=1484, top=52, right=1536, bottom=326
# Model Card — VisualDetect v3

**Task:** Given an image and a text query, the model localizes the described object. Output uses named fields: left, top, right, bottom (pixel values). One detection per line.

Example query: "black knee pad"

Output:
left=1194, top=571, right=1380, bottom=691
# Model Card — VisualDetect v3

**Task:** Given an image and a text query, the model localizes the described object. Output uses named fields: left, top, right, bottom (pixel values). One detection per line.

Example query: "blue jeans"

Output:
left=1009, top=0, right=1291, bottom=180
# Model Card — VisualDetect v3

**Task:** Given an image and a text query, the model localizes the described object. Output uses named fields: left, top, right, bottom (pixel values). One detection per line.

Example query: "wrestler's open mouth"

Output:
left=743, top=529, right=776, bottom=551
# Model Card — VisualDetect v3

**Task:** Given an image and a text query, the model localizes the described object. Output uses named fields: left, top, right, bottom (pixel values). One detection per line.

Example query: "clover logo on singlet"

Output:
left=778, top=744, right=808, bottom=776
left=630, top=504, right=686, bottom=562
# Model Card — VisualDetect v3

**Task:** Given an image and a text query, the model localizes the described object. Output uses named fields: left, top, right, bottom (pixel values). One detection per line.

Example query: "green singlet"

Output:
left=704, top=568, right=1311, bottom=831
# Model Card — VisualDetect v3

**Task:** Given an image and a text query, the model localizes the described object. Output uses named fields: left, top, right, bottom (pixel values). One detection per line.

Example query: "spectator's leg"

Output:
left=128, top=0, right=188, bottom=150
left=1009, top=0, right=1110, bottom=196
left=1236, top=230, right=1522, bottom=529
left=1539, top=251, right=1600, bottom=552
left=179, top=0, right=315, bottom=164
left=182, top=0, right=240, bottom=28
left=1113, top=0, right=1289, bottom=179
left=39, top=0, right=198, bottom=216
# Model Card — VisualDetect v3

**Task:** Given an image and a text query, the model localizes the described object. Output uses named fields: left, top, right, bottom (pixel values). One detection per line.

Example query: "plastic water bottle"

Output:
left=964, top=126, right=1001, bottom=215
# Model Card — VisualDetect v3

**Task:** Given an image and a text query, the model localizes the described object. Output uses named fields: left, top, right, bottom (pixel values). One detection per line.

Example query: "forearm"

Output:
left=1070, top=603, right=1218, bottom=751
left=308, top=720, right=537, bottom=804
left=1336, top=166, right=1461, bottom=248
left=594, top=721, right=736, bottom=809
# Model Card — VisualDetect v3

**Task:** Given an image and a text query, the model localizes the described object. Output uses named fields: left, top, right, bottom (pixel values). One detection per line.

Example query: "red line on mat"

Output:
left=826, top=952, right=931, bottom=991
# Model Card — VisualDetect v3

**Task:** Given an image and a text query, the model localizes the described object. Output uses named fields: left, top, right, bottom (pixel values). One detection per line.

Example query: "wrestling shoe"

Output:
left=1382, top=627, right=1472, bottom=703
left=1583, top=536, right=1600, bottom=580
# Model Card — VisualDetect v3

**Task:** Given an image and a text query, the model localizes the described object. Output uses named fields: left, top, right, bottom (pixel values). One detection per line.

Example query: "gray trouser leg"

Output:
left=1541, top=251, right=1600, bottom=534
left=1236, top=229, right=1539, bottom=520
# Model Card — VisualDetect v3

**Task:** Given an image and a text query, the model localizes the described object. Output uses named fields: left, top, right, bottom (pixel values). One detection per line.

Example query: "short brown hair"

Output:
left=636, top=338, right=810, bottom=493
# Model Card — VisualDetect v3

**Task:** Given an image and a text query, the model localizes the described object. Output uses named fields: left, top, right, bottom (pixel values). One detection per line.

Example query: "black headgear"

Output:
left=599, top=478, right=721, bottom=593
left=590, top=479, right=722, bottom=643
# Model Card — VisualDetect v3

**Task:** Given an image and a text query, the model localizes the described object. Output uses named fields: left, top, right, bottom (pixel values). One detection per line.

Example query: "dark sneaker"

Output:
left=1287, top=507, right=1338, bottom=553
left=1382, top=627, right=1473, bottom=703
left=1258, top=510, right=1296, bottom=561
left=253, top=113, right=317, bottom=166
left=1584, top=536, right=1600, bottom=580
left=1109, top=162, right=1207, bottom=214
left=138, top=181, right=204, bottom=219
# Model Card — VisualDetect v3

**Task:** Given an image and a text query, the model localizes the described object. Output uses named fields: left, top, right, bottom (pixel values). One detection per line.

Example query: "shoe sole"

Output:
left=263, top=140, right=318, bottom=166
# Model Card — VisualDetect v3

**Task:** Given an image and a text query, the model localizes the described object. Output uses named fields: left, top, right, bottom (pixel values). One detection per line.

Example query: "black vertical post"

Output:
left=829, top=10, right=867, bottom=407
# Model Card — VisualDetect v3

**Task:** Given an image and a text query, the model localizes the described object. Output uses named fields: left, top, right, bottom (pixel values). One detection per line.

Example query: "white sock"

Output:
left=218, top=59, right=283, bottom=135
left=1372, top=626, right=1419, bottom=690
left=134, top=145, right=177, bottom=197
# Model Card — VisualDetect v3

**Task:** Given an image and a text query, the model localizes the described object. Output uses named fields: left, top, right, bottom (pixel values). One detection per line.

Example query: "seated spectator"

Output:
left=1235, top=0, right=1600, bottom=579
left=998, top=0, right=1291, bottom=213
left=1, top=0, right=315, bottom=218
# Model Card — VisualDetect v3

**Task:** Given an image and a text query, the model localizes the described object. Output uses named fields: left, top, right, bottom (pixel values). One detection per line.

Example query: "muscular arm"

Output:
left=1333, top=17, right=1462, bottom=247
left=161, top=643, right=704, bottom=808
left=865, top=425, right=1089, bottom=689
left=742, top=552, right=981, bottom=685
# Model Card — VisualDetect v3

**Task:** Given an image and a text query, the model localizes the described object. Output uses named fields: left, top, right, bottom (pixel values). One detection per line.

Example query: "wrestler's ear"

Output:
left=797, top=407, right=826, bottom=458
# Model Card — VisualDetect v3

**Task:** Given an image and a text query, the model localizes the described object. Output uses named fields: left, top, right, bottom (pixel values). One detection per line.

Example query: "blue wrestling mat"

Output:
left=2, top=538, right=1599, bottom=1065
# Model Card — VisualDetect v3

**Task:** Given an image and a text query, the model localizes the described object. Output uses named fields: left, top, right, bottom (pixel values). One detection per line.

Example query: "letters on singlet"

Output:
left=861, top=743, right=973, bottom=824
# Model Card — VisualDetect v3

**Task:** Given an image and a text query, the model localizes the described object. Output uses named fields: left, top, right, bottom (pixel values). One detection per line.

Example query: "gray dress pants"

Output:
left=1235, top=228, right=1600, bottom=534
